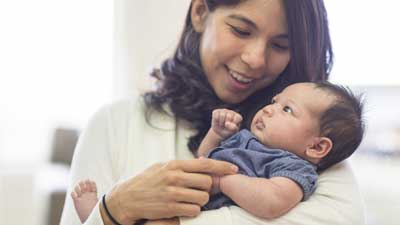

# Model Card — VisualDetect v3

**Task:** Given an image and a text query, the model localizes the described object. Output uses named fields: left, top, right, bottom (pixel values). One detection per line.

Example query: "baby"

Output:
left=71, top=81, right=364, bottom=222
left=198, top=81, right=364, bottom=218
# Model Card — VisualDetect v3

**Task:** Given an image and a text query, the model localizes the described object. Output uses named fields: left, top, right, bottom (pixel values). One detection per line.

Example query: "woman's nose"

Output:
left=240, top=40, right=267, bottom=71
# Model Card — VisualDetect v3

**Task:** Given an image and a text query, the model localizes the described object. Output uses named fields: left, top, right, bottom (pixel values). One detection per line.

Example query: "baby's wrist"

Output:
left=209, top=129, right=226, bottom=142
left=211, top=176, right=221, bottom=195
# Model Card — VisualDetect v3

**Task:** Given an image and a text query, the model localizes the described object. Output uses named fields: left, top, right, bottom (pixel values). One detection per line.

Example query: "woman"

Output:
left=60, top=0, right=364, bottom=225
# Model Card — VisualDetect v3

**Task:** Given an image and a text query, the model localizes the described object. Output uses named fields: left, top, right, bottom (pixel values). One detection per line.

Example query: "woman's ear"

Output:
left=191, top=0, right=209, bottom=33
left=305, top=137, right=333, bottom=160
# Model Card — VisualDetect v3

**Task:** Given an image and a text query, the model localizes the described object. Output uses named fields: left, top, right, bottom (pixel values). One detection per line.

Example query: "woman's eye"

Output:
left=229, top=25, right=251, bottom=37
left=283, top=106, right=293, bottom=114
left=272, top=43, right=289, bottom=51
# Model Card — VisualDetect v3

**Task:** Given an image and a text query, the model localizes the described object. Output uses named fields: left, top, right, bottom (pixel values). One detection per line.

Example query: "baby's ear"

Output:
left=305, top=137, right=333, bottom=160
left=191, top=0, right=209, bottom=33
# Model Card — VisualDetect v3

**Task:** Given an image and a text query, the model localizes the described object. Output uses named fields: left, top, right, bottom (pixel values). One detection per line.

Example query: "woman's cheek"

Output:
left=267, top=52, right=290, bottom=76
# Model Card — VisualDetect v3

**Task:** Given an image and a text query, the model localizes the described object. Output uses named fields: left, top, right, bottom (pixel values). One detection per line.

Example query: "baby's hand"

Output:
left=211, top=109, right=243, bottom=139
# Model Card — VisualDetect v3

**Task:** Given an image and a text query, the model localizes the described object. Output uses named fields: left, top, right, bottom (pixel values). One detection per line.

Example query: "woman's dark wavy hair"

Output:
left=143, top=0, right=333, bottom=155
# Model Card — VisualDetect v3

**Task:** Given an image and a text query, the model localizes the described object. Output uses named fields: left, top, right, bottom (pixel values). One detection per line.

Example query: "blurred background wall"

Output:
left=0, top=0, right=399, bottom=225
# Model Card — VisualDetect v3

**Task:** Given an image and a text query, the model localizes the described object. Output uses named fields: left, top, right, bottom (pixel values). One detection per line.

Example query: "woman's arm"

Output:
left=218, top=174, right=302, bottom=219
left=60, top=101, right=240, bottom=225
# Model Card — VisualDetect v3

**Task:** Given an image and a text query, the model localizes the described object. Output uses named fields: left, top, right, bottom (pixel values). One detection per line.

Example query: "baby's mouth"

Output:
left=255, top=118, right=265, bottom=129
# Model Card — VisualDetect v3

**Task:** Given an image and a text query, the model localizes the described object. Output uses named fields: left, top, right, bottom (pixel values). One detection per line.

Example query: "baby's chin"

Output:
left=250, top=127, right=272, bottom=148
left=250, top=126, right=263, bottom=140
left=257, top=138, right=273, bottom=149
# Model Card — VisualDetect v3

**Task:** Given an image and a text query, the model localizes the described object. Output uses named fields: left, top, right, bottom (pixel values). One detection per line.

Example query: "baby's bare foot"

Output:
left=71, top=179, right=98, bottom=223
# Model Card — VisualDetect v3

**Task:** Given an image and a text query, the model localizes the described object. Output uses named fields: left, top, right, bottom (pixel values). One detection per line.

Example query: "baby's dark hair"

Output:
left=313, top=81, right=365, bottom=171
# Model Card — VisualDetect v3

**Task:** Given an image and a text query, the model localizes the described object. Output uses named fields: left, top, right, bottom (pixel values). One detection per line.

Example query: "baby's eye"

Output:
left=283, top=106, right=293, bottom=114
left=271, top=99, right=276, bottom=104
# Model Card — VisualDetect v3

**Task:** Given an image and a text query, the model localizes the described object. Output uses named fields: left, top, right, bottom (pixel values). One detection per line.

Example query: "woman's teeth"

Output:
left=229, top=70, right=252, bottom=83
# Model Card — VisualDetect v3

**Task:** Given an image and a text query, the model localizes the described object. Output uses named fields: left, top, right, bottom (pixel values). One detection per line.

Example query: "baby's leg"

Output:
left=71, top=179, right=98, bottom=223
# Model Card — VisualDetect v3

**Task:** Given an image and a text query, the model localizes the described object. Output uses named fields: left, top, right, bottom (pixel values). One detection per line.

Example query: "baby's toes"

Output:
left=88, top=181, right=97, bottom=193
left=73, top=185, right=82, bottom=198
left=78, top=181, right=88, bottom=193
left=71, top=190, right=78, bottom=199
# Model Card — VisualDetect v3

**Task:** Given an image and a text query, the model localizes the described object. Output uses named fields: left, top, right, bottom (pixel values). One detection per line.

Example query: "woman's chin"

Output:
left=218, top=93, right=249, bottom=104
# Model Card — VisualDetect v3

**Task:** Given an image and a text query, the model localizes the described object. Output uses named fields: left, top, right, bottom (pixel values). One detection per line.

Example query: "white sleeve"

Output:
left=180, top=161, right=364, bottom=225
left=59, top=104, right=118, bottom=225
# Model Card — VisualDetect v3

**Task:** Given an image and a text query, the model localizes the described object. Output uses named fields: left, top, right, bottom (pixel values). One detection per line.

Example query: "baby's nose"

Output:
left=262, top=105, right=273, bottom=116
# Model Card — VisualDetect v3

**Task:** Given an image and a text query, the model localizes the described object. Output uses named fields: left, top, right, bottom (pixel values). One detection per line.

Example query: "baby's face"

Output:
left=250, top=83, right=334, bottom=156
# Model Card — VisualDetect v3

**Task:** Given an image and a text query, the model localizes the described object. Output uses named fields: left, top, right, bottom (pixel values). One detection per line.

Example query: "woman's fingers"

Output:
left=166, top=186, right=209, bottom=206
left=141, top=201, right=201, bottom=220
left=165, top=203, right=201, bottom=218
left=169, top=171, right=212, bottom=191
left=105, top=159, right=238, bottom=223
left=165, top=158, right=238, bottom=176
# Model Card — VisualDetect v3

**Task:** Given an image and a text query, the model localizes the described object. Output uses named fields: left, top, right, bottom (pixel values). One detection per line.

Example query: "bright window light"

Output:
left=0, top=0, right=113, bottom=166
left=326, top=0, right=400, bottom=85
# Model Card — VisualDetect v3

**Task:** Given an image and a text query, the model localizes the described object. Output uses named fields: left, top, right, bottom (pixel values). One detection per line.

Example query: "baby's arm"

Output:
left=218, top=174, right=303, bottom=219
left=198, top=109, right=242, bottom=157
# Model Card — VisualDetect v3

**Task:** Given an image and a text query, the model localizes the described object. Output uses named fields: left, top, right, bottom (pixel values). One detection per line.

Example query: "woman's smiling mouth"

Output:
left=229, top=70, right=253, bottom=83
left=226, top=66, right=255, bottom=91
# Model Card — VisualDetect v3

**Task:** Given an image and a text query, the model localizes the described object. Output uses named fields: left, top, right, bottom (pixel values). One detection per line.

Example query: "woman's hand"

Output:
left=103, top=158, right=238, bottom=224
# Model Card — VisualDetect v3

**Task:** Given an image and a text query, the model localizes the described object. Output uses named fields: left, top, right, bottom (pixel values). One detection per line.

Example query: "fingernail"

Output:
left=231, top=165, right=239, bottom=172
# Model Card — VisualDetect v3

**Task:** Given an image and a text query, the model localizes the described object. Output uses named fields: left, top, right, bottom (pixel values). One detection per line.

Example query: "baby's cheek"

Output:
left=266, top=132, right=286, bottom=148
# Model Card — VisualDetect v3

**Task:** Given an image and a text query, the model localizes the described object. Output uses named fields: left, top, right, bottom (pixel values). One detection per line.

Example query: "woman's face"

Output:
left=192, top=0, right=290, bottom=104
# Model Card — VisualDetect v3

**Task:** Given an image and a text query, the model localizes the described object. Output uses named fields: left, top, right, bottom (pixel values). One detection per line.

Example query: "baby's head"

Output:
left=250, top=82, right=364, bottom=171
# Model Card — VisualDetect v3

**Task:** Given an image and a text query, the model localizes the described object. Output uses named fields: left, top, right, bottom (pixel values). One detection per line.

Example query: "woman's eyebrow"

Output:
left=276, top=34, right=288, bottom=39
left=228, top=14, right=257, bottom=29
left=227, top=14, right=288, bottom=39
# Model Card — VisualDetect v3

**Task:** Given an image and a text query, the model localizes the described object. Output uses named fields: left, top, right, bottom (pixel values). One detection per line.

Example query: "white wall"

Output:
left=0, top=0, right=113, bottom=166
left=326, top=0, right=400, bottom=85
left=0, top=1, right=112, bottom=224
left=113, top=0, right=191, bottom=98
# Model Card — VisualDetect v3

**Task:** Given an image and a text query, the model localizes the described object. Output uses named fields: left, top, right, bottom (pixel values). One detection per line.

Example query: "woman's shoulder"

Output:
left=315, top=161, right=362, bottom=200
left=318, top=160, right=356, bottom=183
left=82, top=95, right=147, bottom=138
left=100, top=94, right=146, bottom=115
left=91, top=93, right=175, bottom=132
